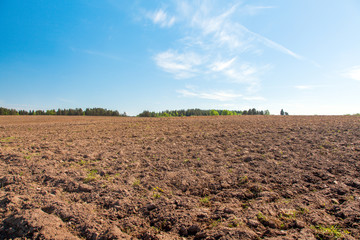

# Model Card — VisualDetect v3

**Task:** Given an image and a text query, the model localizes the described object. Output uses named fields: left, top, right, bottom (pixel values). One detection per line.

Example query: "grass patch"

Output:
left=311, top=225, right=349, bottom=239
left=0, top=136, right=15, bottom=143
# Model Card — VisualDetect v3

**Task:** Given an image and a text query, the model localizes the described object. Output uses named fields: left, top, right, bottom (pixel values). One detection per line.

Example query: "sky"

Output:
left=1, top=0, right=360, bottom=116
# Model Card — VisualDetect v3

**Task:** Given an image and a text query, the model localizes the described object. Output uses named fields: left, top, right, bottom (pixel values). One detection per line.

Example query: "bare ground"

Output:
left=0, top=115, right=359, bottom=239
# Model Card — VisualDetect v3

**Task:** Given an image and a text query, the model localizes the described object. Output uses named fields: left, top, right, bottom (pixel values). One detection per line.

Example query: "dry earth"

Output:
left=0, top=115, right=360, bottom=239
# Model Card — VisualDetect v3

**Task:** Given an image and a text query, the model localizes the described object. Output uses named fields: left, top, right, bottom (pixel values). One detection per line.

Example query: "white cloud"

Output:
left=155, top=49, right=260, bottom=84
left=251, top=31, right=303, bottom=60
left=145, top=1, right=305, bottom=99
left=177, top=88, right=242, bottom=101
left=210, top=57, right=236, bottom=72
left=178, top=2, right=299, bottom=58
left=149, top=2, right=300, bottom=83
left=154, top=50, right=203, bottom=79
left=343, top=65, right=360, bottom=81
left=223, top=63, right=259, bottom=83
left=177, top=86, right=266, bottom=102
left=149, top=9, right=175, bottom=28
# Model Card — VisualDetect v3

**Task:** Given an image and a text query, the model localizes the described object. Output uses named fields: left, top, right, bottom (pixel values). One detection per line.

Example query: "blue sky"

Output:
left=1, top=0, right=360, bottom=115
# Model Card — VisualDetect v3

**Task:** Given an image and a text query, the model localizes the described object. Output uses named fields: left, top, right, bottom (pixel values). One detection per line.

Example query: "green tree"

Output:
left=280, top=109, right=285, bottom=115
left=46, top=109, right=56, bottom=115
left=161, top=112, right=170, bottom=117
left=221, top=110, right=232, bottom=115
left=138, top=110, right=151, bottom=117
left=210, top=110, right=219, bottom=116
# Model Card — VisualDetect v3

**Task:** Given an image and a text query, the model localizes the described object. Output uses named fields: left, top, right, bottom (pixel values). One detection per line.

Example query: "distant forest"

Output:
left=138, top=108, right=270, bottom=117
left=0, top=107, right=126, bottom=117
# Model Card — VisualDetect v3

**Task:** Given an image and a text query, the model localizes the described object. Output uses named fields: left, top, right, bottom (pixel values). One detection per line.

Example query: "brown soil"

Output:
left=0, top=115, right=359, bottom=239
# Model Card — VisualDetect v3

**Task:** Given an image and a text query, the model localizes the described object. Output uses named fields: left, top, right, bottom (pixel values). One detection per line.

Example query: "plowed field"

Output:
left=1, top=116, right=359, bottom=239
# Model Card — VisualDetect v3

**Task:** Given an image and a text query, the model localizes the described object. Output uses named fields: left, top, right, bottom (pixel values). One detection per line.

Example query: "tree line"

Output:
left=138, top=108, right=270, bottom=117
left=0, top=107, right=126, bottom=117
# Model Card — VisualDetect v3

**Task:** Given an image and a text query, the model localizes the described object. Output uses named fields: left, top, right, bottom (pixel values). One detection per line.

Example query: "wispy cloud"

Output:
left=148, top=9, right=175, bottom=28
left=177, top=86, right=266, bottom=102
left=343, top=65, right=360, bottom=81
left=148, top=2, right=301, bottom=87
left=242, top=5, right=276, bottom=16
left=145, top=1, right=304, bottom=102
left=154, top=50, right=203, bottom=79
left=154, top=50, right=261, bottom=84
left=250, top=30, right=303, bottom=60
left=178, top=1, right=300, bottom=58
left=209, top=57, right=236, bottom=72
left=177, top=88, right=242, bottom=101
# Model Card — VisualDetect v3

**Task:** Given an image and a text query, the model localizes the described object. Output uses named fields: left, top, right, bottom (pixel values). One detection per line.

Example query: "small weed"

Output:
left=184, top=159, right=190, bottom=163
left=278, top=210, right=297, bottom=220
left=24, top=155, right=31, bottom=160
left=103, top=174, right=113, bottom=182
left=239, top=175, right=248, bottom=184
left=151, top=226, right=161, bottom=233
left=153, top=192, right=161, bottom=199
left=209, top=218, right=222, bottom=228
left=346, top=195, right=355, bottom=201
left=79, top=159, right=88, bottom=166
left=132, top=179, right=141, bottom=187
left=200, top=196, right=210, bottom=205
left=279, top=198, right=291, bottom=204
left=257, top=212, right=267, bottom=223
left=152, top=186, right=163, bottom=199
left=83, top=169, right=98, bottom=183
left=296, top=206, right=309, bottom=215
left=227, top=218, right=240, bottom=228
left=242, top=203, right=250, bottom=209
left=153, top=186, right=164, bottom=192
